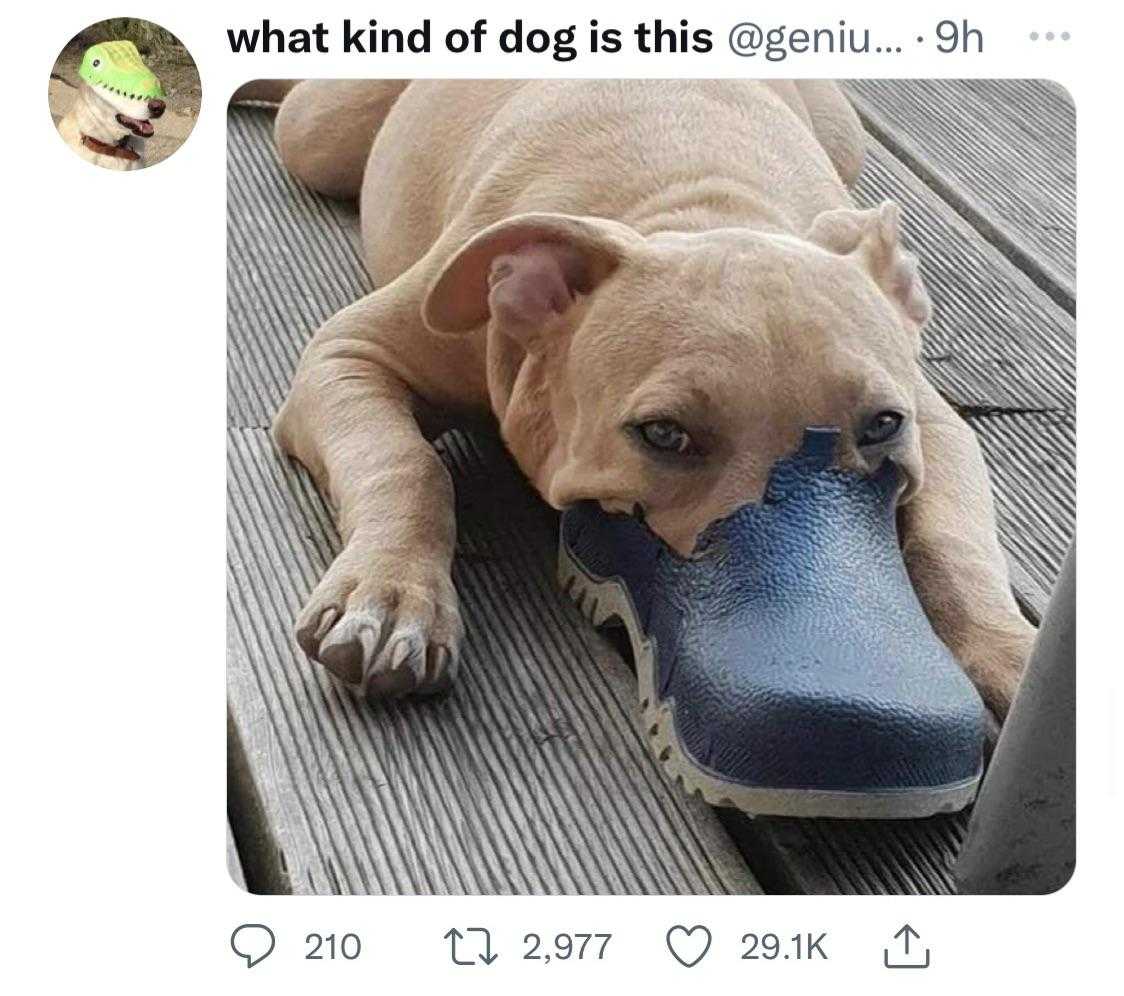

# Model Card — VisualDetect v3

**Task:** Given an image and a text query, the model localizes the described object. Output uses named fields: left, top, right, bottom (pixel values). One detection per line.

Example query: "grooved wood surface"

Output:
left=229, top=423, right=758, bottom=894
left=853, top=141, right=1074, bottom=413
left=227, top=111, right=366, bottom=430
left=847, top=79, right=1075, bottom=308
left=725, top=808, right=970, bottom=895
left=968, top=411, right=1075, bottom=599
left=226, top=79, right=1075, bottom=895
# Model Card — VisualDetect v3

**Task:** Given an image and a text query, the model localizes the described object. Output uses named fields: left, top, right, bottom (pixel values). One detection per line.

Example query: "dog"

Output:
left=243, top=80, right=1034, bottom=718
left=55, top=41, right=166, bottom=171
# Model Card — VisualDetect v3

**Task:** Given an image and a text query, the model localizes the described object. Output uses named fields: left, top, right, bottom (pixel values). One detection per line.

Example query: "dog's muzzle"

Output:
left=559, top=427, right=986, bottom=817
left=115, top=113, right=155, bottom=138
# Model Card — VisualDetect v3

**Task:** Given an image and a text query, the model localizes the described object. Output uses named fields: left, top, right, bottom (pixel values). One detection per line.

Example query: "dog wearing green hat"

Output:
left=56, top=41, right=166, bottom=170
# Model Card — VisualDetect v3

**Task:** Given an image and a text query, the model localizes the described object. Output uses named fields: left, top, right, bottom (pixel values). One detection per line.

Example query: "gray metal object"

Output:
left=954, top=546, right=1076, bottom=894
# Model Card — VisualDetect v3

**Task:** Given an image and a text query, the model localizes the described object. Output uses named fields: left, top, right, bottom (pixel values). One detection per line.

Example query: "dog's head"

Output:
left=424, top=204, right=932, bottom=555
left=78, top=40, right=166, bottom=139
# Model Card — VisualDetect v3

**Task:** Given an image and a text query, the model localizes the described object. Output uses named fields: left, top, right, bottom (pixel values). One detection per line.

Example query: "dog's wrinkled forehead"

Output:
left=585, top=229, right=911, bottom=364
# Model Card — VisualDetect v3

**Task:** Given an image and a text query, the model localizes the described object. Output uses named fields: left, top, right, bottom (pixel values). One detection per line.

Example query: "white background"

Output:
left=7, top=1, right=1117, bottom=991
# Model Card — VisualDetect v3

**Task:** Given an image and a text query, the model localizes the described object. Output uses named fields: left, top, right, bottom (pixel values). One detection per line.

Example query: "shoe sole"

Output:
left=557, top=538, right=981, bottom=819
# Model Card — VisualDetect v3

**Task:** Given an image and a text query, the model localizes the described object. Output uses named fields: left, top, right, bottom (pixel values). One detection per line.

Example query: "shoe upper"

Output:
left=560, top=427, right=986, bottom=793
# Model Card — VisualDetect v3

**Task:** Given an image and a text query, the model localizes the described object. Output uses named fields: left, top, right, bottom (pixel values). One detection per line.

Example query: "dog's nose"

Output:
left=147, top=99, right=166, bottom=118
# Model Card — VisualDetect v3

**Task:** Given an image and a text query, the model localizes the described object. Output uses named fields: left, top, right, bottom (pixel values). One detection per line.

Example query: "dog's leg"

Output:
left=230, top=79, right=302, bottom=104
left=900, top=381, right=1036, bottom=718
left=792, top=81, right=867, bottom=188
left=274, top=80, right=410, bottom=199
left=273, top=279, right=465, bottom=698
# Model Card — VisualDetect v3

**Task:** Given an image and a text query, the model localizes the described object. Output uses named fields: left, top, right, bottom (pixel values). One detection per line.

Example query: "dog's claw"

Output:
left=295, top=605, right=338, bottom=657
left=386, top=637, right=412, bottom=671
left=317, top=609, right=383, bottom=685
left=388, top=635, right=427, bottom=682
left=356, top=633, right=427, bottom=700
left=294, top=546, right=464, bottom=700
left=420, top=645, right=458, bottom=695
left=313, top=606, right=341, bottom=642
left=364, top=669, right=413, bottom=701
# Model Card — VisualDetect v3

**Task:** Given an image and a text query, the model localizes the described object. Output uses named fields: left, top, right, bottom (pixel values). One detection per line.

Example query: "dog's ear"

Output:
left=807, top=200, right=932, bottom=333
left=422, top=213, right=639, bottom=342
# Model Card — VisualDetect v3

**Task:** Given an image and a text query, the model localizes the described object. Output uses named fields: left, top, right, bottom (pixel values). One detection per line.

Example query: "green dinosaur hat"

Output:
left=79, top=41, right=164, bottom=101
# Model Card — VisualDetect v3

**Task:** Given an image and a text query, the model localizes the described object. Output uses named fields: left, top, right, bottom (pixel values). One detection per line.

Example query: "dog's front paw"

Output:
left=295, top=540, right=463, bottom=699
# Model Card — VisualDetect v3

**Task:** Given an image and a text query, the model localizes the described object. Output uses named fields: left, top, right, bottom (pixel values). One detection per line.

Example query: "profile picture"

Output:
left=49, top=18, right=200, bottom=170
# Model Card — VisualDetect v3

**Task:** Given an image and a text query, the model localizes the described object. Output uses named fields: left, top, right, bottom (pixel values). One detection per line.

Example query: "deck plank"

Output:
left=853, top=140, right=1073, bottom=413
left=967, top=410, right=1075, bottom=601
left=846, top=79, right=1075, bottom=309
left=226, top=108, right=759, bottom=895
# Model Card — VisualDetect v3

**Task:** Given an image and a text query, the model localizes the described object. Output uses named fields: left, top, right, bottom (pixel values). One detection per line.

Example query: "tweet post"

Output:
left=13, top=1, right=1112, bottom=991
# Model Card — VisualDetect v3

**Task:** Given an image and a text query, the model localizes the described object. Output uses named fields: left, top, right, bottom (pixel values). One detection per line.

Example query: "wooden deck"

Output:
left=226, top=80, right=1075, bottom=895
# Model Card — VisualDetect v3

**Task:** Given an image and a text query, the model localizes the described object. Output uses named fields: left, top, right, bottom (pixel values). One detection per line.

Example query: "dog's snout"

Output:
left=147, top=99, right=166, bottom=118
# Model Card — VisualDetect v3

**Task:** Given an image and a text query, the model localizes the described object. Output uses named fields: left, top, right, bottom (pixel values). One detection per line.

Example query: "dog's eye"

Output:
left=636, top=419, right=694, bottom=455
left=858, top=410, right=904, bottom=447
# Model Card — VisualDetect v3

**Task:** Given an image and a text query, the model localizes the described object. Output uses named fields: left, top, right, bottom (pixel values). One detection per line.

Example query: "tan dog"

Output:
left=254, top=80, right=1033, bottom=716
left=56, top=80, right=166, bottom=170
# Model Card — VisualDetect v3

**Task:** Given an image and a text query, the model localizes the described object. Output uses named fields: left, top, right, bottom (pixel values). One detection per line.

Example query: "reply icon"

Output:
left=230, top=923, right=276, bottom=968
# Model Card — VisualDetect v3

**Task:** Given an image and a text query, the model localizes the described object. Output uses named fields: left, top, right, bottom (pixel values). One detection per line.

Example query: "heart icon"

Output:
left=665, top=924, right=712, bottom=967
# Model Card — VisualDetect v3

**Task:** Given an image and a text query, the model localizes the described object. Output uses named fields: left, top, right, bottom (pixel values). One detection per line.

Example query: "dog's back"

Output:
left=360, top=80, right=859, bottom=286
left=261, top=80, right=865, bottom=286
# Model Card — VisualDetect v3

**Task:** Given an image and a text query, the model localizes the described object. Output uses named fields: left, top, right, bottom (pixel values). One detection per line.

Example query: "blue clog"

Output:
left=558, top=428, right=986, bottom=818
